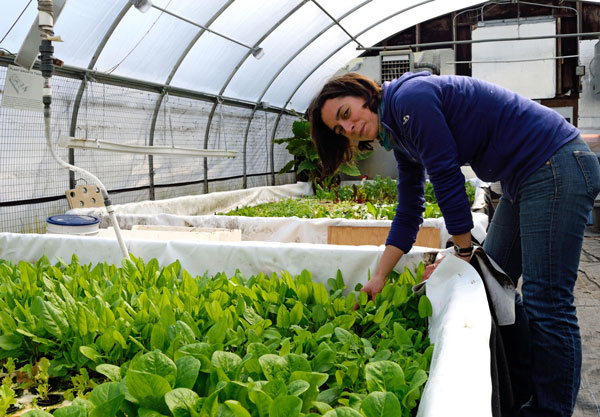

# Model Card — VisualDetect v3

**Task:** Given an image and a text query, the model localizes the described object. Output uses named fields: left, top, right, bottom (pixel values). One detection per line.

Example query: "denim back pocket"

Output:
left=573, top=150, right=600, bottom=197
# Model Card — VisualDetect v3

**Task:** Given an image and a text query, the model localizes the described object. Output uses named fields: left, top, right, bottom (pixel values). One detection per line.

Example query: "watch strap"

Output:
left=454, top=243, right=474, bottom=255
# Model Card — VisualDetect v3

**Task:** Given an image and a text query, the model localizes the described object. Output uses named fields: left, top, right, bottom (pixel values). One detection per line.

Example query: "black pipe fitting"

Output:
left=39, top=39, right=54, bottom=79
left=39, top=39, right=54, bottom=106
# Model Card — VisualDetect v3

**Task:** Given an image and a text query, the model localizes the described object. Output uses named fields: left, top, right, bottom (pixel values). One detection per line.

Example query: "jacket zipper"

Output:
left=381, top=120, right=418, bottom=163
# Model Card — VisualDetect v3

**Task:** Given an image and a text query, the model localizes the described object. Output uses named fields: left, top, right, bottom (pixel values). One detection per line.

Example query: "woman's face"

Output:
left=321, top=96, right=379, bottom=146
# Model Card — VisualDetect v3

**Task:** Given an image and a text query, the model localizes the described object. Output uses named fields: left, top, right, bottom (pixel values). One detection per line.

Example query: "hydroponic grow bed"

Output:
left=67, top=180, right=489, bottom=249
left=0, top=235, right=493, bottom=417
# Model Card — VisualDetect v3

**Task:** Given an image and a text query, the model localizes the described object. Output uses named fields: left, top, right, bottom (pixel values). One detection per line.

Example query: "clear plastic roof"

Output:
left=4, top=0, right=600, bottom=112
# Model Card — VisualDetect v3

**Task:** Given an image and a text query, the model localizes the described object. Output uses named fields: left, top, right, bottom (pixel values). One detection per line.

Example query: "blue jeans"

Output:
left=483, top=137, right=600, bottom=417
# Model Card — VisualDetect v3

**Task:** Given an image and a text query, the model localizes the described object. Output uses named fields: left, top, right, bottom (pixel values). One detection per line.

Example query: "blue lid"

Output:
left=47, top=214, right=99, bottom=226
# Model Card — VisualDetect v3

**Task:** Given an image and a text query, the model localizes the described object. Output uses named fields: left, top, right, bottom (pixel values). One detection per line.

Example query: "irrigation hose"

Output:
left=43, top=107, right=131, bottom=260
left=38, top=25, right=129, bottom=260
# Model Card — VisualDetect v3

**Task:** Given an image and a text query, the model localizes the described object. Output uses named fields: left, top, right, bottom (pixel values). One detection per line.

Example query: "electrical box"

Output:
left=593, top=40, right=600, bottom=95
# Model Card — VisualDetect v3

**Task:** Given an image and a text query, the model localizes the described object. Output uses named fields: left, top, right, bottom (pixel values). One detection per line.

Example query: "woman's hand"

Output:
left=354, top=245, right=403, bottom=309
left=354, top=274, right=386, bottom=309
left=422, top=252, right=471, bottom=281
left=422, top=256, right=444, bottom=281
left=361, top=274, right=386, bottom=300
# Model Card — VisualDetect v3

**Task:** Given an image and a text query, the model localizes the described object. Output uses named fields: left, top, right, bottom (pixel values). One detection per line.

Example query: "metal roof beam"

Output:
left=359, top=31, right=600, bottom=51
left=149, top=1, right=235, bottom=199
left=282, top=0, right=435, bottom=111
left=257, top=0, right=372, bottom=107
left=270, top=111, right=284, bottom=185
left=205, top=1, right=309, bottom=189
left=245, top=0, right=373, bottom=186
left=310, top=0, right=364, bottom=49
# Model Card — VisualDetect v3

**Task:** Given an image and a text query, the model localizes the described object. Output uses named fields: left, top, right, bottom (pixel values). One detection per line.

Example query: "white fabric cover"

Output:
left=0, top=232, right=432, bottom=291
left=70, top=182, right=313, bottom=217
left=68, top=181, right=488, bottom=248
left=67, top=212, right=488, bottom=248
left=418, top=254, right=493, bottom=417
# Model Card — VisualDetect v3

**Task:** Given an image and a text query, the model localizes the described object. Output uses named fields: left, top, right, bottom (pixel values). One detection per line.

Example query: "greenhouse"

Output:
left=1, top=1, right=600, bottom=416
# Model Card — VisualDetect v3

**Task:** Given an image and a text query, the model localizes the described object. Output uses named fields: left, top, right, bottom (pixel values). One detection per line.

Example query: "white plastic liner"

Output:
left=418, top=254, right=493, bottom=417
left=69, top=212, right=488, bottom=249
left=0, top=231, right=491, bottom=416
left=69, top=181, right=489, bottom=247
left=0, top=232, right=432, bottom=289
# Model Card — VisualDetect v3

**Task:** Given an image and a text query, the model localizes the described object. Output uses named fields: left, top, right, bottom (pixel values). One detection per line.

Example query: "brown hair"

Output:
left=306, top=73, right=382, bottom=175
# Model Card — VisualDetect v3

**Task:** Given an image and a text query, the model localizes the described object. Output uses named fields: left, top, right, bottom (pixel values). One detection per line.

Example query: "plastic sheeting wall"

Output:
left=74, top=81, right=157, bottom=190
left=0, top=67, right=74, bottom=233
left=0, top=64, right=297, bottom=234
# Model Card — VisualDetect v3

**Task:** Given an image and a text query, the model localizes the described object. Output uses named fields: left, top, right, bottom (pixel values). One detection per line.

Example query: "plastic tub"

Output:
left=46, top=214, right=100, bottom=236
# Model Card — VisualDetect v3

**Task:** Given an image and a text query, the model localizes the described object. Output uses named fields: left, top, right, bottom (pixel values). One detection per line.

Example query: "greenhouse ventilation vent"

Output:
left=380, top=50, right=414, bottom=82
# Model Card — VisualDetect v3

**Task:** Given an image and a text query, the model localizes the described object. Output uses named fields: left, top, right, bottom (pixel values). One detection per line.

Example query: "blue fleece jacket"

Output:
left=381, top=72, right=579, bottom=253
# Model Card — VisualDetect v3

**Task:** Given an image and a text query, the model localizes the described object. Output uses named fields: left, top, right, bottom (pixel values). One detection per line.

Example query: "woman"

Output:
left=307, top=71, right=600, bottom=417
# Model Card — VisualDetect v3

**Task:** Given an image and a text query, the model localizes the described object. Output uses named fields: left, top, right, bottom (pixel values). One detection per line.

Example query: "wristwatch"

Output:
left=454, top=243, right=474, bottom=256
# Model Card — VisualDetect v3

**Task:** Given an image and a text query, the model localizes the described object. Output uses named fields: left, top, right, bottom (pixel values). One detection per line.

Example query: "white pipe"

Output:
left=58, top=136, right=237, bottom=158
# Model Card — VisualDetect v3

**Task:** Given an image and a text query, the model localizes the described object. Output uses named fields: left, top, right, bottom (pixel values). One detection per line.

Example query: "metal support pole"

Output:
left=242, top=107, right=257, bottom=189
left=66, top=3, right=131, bottom=190
left=203, top=104, right=218, bottom=194
left=147, top=92, right=165, bottom=200
left=270, top=112, right=283, bottom=186
left=357, top=31, right=600, bottom=52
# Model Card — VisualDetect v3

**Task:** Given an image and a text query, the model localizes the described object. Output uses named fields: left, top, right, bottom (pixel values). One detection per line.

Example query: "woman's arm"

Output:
left=385, top=149, right=426, bottom=252
left=453, top=231, right=473, bottom=256
left=360, top=245, right=404, bottom=301
left=363, top=150, right=423, bottom=302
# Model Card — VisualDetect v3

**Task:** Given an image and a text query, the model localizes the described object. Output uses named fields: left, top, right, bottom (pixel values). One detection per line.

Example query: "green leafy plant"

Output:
left=0, top=358, right=17, bottom=416
left=62, top=265, right=431, bottom=416
left=221, top=177, right=476, bottom=221
left=274, top=120, right=320, bottom=182
left=222, top=197, right=403, bottom=220
left=0, top=358, right=18, bottom=415
left=1, top=256, right=433, bottom=416
left=0, top=384, right=17, bottom=416
left=63, top=368, right=97, bottom=400
left=34, top=357, right=51, bottom=401
left=2, top=358, right=15, bottom=388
